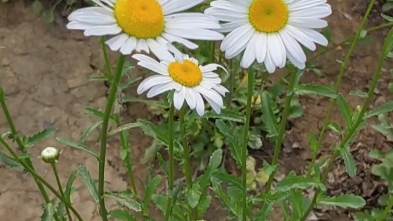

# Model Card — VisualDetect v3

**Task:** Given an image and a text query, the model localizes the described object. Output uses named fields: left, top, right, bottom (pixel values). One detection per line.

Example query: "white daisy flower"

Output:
left=205, top=0, right=332, bottom=73
left=67, top=0, right=224, bottom=60
left=133, top=53, right=229, bottom=116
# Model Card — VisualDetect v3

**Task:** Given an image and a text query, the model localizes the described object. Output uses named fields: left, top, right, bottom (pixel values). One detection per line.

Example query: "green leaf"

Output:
left=32, top=0, right=43, bottom=14
left=309, top=132, right=318, bottom=152
left=261, top=91, right=279, bottom=138
left=156, top=152, right=169, bottom=175
left=197, top=195, right=212, bottom=218
left=143, top=175, right=161, bottom=216
left=215, top=120, right=240, bottom=166
left=210, top=171, right=243, bottom=189
left=25, top=128, right=56, bottom=147
left=56, top=137, right=99, bottom=159
left=151, top=194, right=186, bottom=221
left=42, top=9, right=54, bottom=23
left=0, top=152, right=23, bottom=171
left=208, top=148, right=223, bottom=169
left=340, top=147, right=357, bottom=177
left=41, top=203, right=55, bottom=221
left=336, top=94, right=353, bottom=129
left=383, top=27, right=393, bottom=59
left=78, top=165, right=99, bottom=203
left=79, top=120, right=102, bottom=144
left=193, top=110, right=245, bottom=123
left=366, top=101, right=393, bottom=119
left=289, top=105, right=304, bottom=119
left=369, top=150, right=384, bottom=159
left=295, top=84, right=337, bottom=98
left=349, top=91, right=369, bottom=98
left=138, top=119, right=169, bottom=145
left=107, top=122, right=140, bottom=137
left=84, top=107, right=115, bottom=121
left=109, top=210, right=136, bottom=221
left=104, top=193, right=141, bottom=212
left=318, top=194, right=366, bottom=209
left=327, top=122, right=342, bottom=133
left=276, top=175, right=326, bottom=191
left=64, top=170, right=77, bottom=202
left=187, top=183, right=201, bottom=208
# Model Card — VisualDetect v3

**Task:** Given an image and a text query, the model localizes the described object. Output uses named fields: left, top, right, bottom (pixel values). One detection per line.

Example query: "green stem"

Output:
left=114, top=116, right=138, bottom=197
left=308, top=22, right=393, bottom=64
left=241, top=70, right=255, bottom=221
left=98, top=54, right=125, bottom=221
left=179, top=107, right=195, bottom=220
left=210, top=42, right=216, bottom=63
left=300, top=14, right=388, bottom=221
left=377, top=195, right=393, bottom=221
left=306, top=0, right=376, bottom=177
left=0, top=89, right=60, bottom=221
left=227, top=60, right=234, bottom=109
left=0, top=137, right=83, bottom=221
left=100, top=37, right=113, bottom=80
left=51, top=163, right=72, bottom=221
left=263, top=70, right=297, bottom=193
left=164, top=99, right=175, bottom=221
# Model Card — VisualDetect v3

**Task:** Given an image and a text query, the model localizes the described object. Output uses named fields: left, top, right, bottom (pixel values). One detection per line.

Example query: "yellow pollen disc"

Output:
left=114, top=0, right=165, bottom=39
left=168, top=60, right=203, bottom=87
left=249, top=0, right=289, bottom=33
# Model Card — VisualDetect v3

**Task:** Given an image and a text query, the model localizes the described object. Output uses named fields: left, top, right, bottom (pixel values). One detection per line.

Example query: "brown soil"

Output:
left=0, top=0, right=392, bottom=221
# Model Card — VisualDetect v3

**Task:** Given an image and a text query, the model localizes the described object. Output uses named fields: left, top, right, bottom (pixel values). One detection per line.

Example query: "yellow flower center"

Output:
left=249, top=0, right=289, bottom=33
left=114, top=0, right=165, bottom=39
left=168, top=60, right=203, bottom=87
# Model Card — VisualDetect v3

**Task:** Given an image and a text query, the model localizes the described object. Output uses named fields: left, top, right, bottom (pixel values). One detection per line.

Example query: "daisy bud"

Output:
left=41, top=147, right=60, bottom=164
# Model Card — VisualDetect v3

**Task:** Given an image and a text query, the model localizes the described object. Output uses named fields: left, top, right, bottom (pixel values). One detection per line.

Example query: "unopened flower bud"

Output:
left=41, top=147, right=60, bottom=164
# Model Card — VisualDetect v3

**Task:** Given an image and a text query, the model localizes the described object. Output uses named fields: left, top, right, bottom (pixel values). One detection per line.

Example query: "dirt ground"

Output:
left=0, top=0, right=392, bottom=221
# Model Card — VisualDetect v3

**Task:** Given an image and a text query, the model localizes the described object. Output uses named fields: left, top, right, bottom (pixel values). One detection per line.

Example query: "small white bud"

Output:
left=41, top=147, right=60, bottom=164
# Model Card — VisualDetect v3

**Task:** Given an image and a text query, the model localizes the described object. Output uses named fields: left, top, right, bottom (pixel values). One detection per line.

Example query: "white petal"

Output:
left=289, top=17, right=328, bottom=29
left=162, top=0, right=204, bottom=15
left=120, top=37, right=137, bottom=55
left=194, top=86, right=223, bottom=107
left=193, top=90, right=205, bottom=116
left=146, top=39, right=175, bottom=62
left=255, top=33, right=267, bottom=63
left=185, top=89, right=197, bottom=109
left=267, top=35, right=286, bottom=68
left=240, top=33, right=258, bottom=68
left=146, top=82, right=176, bottom=98
left=280, top=30, right=306, bottom=63
left=221, top=24, right=254, bottom=59
left=165, top=28, right=224, bottom=41
left=135, top=39, right=150, bottom=53
left=204, top=96, right=222, bottom=114
left=106, top=34, right=129, bottom=51
left=137, top=76, right=171, bottom=94
left=174, top=88, right=186, bottom=110
left=132, top=54, right=170, bottom=75
left=83, top=25, right=121, bottom=36
left=162, top=33, right=198, bottom=49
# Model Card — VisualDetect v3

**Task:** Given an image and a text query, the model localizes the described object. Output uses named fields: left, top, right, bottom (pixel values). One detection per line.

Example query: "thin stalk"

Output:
left=306, top=0, right=376, bottom=177
left=263, top=70, right=297, bottom=193
left=51, top=163, right=72, bottom=221
left=210, top=42, right=216, bottom=63
left=241, top=70, right=255, bottom=221
left=300, top=17, right=387, bottom=221
left=100, top=37, right=113, bottom=80
left=0, top=137, right=83, bottom=221
left=227, top=60, right=234, bottom=109
left=0, top=89, right=60, bottom=221
left=179, top=107, right=195, bottom=220
left=114, top=115, right=138, bottom=197
left=308, top=22, right=393, bottom=63
left=98, top=54, right=125, bottom=221
left=164, top=99, right=175, bottom=221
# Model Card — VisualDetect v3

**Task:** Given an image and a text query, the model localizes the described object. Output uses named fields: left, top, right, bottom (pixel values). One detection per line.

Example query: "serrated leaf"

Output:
left=109, top=209, right=136, bottom=221
left=318, top=195, right=366, bottom=209
left=143, top=175, right=161, bottom=216
left=107, top=122, right=140, bottom=137
left=340, top=147, right=357, bottom=177
left=215, top=120, right=240, bottom=166
left=32, top=0, right=43, bottom=14
left=41, top=203, right=55, bottom=221
left=187, top=183, right=201, bottom=208
left=349, top=91, right=368, bottom=98
left=0, top=152, right=23, bottom=171
left=79, top=120, right=102, bottom=144
left=156, top=152, right=169, bottom=175
left=56, top=137, right=99, bottom=159
left=25, top=128, right=56, bottom=147
left=295, top=84, right=337, bottom=98
left=210, top=171, right=242, bottom=189
left=78, top=165, right=99, bottom=203
left=65, top=170, right=77, bottom=202
left=383, top=27, right=393, bottom=59
left=137, top=119, right=169, bottom=145
left=197, top=195, right=212, bottom=218
left=336, top=94, right=353, bottom=129
left=276, top=175, right=326, bottom=191
left=208, top=148, right=223, bottom=169
left=194, top=110, right=245, bottom=123
left=104, top=193, right=141, bottom=212
left=261, top=91, right=279, bottom=138
left=365, top=101, right=393, bottom=119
